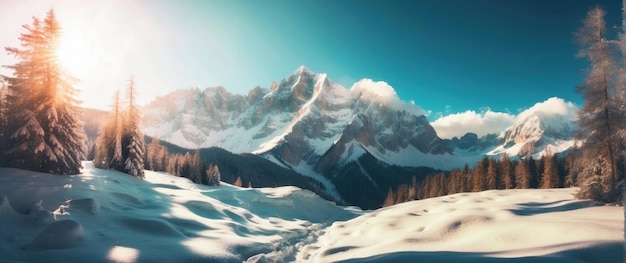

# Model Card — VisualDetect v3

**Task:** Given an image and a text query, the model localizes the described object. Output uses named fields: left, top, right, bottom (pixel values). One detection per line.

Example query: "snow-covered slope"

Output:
left=1, top=164, right=620, bottom=262
left=295, top=188, right=623, bottom=262
left=0, top=162, right=359, bottom=262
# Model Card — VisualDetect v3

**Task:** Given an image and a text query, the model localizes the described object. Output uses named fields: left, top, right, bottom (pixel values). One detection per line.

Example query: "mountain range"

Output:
left=140, top=66, right=579, bottom=208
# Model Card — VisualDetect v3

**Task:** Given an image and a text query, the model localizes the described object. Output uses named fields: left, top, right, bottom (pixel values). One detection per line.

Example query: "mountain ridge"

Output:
left=138, top=67, right=580, bottom=208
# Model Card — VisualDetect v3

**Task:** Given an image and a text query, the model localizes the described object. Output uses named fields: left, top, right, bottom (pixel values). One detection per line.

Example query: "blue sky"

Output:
left=0, top=0, right=622, bottom=122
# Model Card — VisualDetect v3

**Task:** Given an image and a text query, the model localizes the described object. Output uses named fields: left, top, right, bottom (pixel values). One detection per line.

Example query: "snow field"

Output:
left=0, top=162, right=358, bottom=262
left=0, top=162, right=622, bottom=262
left=295, top=188, right=623, bottom=262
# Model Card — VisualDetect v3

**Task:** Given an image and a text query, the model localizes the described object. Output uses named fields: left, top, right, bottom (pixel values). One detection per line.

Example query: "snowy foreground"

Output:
left=0, top=162, right=622, bottom=262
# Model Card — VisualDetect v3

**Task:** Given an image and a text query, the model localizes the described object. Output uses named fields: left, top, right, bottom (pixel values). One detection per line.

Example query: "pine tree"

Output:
left=0, top=82, right=7, bottom=166
left=122, top=77, right=145, bottom=178
left=145, top=137, right=161, bottom=171
left=515, top=159, right=531, bottom=189
left=472, top=157, right=488, bottom=192
left=2, top=9, right=85, bottom=174
left=500, top=153, right=515, bottom=189
left=233, top=176, right=243, bottom=187
left=383, top=188, right=395, bottom=207
left=541, top=148, right=560, bottom=189
left=462, top=163, right=471, bottom=192
left=575, top=6, right=624, bottom=202
left=420, top=175, right=432, bottom=199
left=564, top=143, right=580, bottom=187
left=486, top=158, right=498, bottom=190
left=94, top=90, right=123, bottom=170
left=157, top=146, right=168, bottom=172
left=206, top=164, right=221, bottom=186
left=433, top=173, right=446, bottom=197
left=447, top=169, right=460, bottom=195
left=189, top=150, right=202, bottom=183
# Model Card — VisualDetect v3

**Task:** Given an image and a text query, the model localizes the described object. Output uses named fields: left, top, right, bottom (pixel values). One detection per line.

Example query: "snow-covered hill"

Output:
left=0, top=164, right=621, bottom=262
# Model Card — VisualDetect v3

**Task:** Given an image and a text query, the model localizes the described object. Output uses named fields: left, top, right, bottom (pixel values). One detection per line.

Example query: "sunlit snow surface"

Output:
left=0, top=162, right=622, bottom=262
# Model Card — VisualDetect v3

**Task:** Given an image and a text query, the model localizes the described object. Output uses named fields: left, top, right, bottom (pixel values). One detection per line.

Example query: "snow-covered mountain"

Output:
left=143, top=66, right=448, bottom=170
left=487, top=97, right=579, bottom=159
left=141, top=67, right=581, bottom=208
left=143, top=67, right=579, bottom=168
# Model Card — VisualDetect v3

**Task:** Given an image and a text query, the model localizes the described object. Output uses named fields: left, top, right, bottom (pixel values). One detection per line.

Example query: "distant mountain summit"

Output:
left=141, top=66, right=580, bottom=208
left=487, top=97, right=579, bottom=158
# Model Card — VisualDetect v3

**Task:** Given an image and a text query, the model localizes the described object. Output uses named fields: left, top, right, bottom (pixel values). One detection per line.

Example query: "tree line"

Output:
left=383, top=148, right=585, bottom=207
left=143, top=137, right=221, bottom=186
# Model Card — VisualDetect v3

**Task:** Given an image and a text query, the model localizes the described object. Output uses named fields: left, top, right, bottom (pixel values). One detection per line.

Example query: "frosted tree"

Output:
left=574, top=6, right=624, bottom=202
left=2, top=9, right=85, bottom=174
left=122, top=77, right=145, bottom=178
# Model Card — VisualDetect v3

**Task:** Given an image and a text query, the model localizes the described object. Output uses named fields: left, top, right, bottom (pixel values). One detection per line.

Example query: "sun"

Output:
left=55, top=28, right=94, bottom=78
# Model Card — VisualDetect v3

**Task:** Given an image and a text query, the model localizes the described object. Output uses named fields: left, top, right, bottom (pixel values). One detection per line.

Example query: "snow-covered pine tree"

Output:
left=575, top=6, right=623, bottom=202
left=2, top=9, right=85, bottom=174
left=122, top=77, right=145, bottom=178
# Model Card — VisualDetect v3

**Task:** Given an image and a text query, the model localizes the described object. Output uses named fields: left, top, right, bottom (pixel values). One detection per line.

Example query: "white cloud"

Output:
left=516, top=97, right=578, bottom=122
left=350, top=78, right=425, bottom=116
left=431, top=109, right=515, bottom=139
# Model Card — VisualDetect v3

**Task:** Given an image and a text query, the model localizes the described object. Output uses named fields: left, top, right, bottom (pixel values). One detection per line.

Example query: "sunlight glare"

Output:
left=107, top=246, right=140, bottom=263
left=56, top=28, right=94, bottom=78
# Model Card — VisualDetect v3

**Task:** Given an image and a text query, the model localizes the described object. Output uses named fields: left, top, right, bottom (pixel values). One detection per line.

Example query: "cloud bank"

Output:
left=431, top=97, right=578, bottom=139
left=431, top=110, right=515, bottom=139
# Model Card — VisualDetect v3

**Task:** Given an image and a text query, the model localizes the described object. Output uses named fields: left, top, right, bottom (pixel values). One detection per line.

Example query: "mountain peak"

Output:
left=294, top=65, right=315, bottom=75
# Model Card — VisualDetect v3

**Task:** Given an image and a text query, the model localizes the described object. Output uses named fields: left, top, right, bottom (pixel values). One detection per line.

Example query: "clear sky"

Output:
left=0, top=0, right=622, bottom=124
